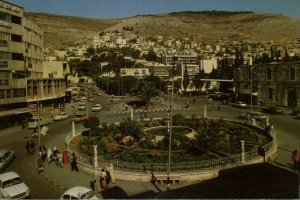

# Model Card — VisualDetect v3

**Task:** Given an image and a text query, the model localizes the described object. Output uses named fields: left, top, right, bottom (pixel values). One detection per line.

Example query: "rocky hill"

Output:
left=25, top=11, right=300, bottom=49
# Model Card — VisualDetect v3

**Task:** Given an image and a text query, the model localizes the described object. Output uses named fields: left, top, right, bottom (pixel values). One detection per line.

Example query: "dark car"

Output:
left=262, top=107, right=283, bottom=114
left=81, top=126, right=104, bottom=136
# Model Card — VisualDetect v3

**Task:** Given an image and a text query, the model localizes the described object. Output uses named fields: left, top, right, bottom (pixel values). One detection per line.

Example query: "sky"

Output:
left=5, top=0, right=300, bottom=19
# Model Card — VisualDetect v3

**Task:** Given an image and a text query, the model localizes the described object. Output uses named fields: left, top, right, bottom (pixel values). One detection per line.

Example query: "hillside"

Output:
left=25, top=11, right=300, bottom=49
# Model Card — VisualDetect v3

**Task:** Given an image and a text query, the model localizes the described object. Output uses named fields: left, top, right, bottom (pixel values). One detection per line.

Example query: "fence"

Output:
left=65, top=118, right=277, bottom=174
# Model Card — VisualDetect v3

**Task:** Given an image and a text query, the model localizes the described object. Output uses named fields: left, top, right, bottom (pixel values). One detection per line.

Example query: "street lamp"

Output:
left=250, top=66, right=255, bottom=112
left=167, top=64, right=175, bottom=192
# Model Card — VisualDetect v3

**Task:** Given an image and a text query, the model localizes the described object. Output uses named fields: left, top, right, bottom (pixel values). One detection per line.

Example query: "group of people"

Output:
left=25, top=141, right=36, bottom=156
left=100, top=168, right=111, bottom=189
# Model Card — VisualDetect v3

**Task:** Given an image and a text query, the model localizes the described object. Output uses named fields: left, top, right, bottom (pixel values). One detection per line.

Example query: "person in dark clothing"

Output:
left=71, top=153, right=79, bottom=172
left=25, top=142, right=30, bottom=156
left=30, top=141, right=35, bottom=155
left=105, top=168, right=111, bottom=187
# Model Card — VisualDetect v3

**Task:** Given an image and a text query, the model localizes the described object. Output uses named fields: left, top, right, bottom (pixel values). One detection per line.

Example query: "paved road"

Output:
left=0, top=92, right=299, bottom=198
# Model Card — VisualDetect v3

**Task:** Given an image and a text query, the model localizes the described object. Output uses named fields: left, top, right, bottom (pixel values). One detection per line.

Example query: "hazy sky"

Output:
left=5, top=0, right=300, bottom=19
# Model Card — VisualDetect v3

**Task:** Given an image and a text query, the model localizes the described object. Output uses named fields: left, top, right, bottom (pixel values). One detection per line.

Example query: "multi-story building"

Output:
left=120, top=68, right=150, bottom=79
left=233, top=62, right=300, bottom=108
left=0, top=1, right=66, bottom=127
left=161, top=53, right=198, bottom=65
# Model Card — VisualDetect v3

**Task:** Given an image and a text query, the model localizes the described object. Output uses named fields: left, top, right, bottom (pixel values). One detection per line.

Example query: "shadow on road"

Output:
left=154, top=163, right=299, bottom=199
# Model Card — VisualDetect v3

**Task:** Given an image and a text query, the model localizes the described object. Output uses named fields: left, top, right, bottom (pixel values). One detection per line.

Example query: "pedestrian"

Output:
left=30, top=141, right=35, bottom=155
left=186, top=100, right=189, bottom=108
left=90, top=180, right=96, bottom=192
left=105, top=168, right=111, bottom=188
left=56, top=151, right=63, bottom=168
left=47, top=148, right=52, bottom=163
left=291, top=150, right=300, bottom=171
left=71, top=153, right=79, bottom=172
left=125, top=104, right=128, bottom=111
left=32, top=128, right=38, bottom=138
left=25, top=142, right=30, bottom=156
left=217, top=102, right=220, bottom=110
left=41, top=146, right=47, bottom=162
left=100, top=169, right=107, bottom=189
left=36, top=155, right=44, bottom=174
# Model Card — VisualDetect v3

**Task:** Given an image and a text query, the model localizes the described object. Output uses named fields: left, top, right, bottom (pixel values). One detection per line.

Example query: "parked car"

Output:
left=92, top=104, right=102, bottom=112
left=73, top=114, right=87, bottom=123
left=81, top=126, right=104, bottom=136
left=250, top=112, right=269, bottom=121
left=0, top=150, right=15, bottom=173
left=262, top=107, right=283, bottom=114
left=232, top=101, right=247, bottom=108
left=0, top=171, right=30, bottom=199
left=94, top=92, right=101, bottom=96
left=78, top=102, right=87, bottom=111
left=59, top=186, right=100, bottom=200
left=27, top=117, right=53, bottom=129
left=53, top=112, right=68, bottom=121
left=81, top=96, right=87, bottom=102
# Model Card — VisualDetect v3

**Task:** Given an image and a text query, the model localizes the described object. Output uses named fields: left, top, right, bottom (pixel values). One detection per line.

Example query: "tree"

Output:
left=131, top=81, right=158, bottom=103
left=144, top=75, right=162, bottom=90
left=144, top=49, right=158, bottom=61
left=193, top=69, right=205, bottom=94
left=68, top=58, right=81, bottom=75
left=182, top=63, right=190, bottom=96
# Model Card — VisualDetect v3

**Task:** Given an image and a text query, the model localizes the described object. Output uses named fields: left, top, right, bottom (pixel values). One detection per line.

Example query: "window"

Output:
left=290, top=67, right=296, bottom=80
left=267, top=68, right=272, bottom=80
left=11, top=14, right=21, bottom=25
left=14, top=89, right=26, bottom=97
left=268, top=88, right=273, bottom=100
left=12, top=53, right=23, bottom=60
left=11, top=34, right=22, bottom=42
left=142, top=70, right=146, bottom=74
left=0, top=61, right=8, bottom=68
left=6, top=89, right=11, bottom=98
left=0, top=11, right=10, bottom=22
left=0, top=90, right=4, bottom=99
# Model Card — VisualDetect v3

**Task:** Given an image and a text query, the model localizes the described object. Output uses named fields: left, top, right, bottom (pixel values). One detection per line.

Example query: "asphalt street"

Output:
left=0, top=91, right=299, bottom=198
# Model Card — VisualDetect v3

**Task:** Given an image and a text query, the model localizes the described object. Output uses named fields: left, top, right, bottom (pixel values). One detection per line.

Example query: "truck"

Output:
left=27, top=116, right=53, bottom=129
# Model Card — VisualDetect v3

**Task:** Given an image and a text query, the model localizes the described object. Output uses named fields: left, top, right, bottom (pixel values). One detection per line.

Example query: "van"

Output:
left=27, top=117, right=53, bottom=129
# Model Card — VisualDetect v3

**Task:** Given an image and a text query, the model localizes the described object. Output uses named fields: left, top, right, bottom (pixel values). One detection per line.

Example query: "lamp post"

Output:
left=167, top=64, right=175, bottom=192
left=250, top=66, right=255, bottom=112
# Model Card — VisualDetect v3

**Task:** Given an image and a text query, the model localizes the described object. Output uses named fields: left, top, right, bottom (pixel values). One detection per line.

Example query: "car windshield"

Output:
left=2, top=177, right=22, bottom=188
left=81, top=191, right=95, bottom=199
left=28, top=118, right=37, bottom=122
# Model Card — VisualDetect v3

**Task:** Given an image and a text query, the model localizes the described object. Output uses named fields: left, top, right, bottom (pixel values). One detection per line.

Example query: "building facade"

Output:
left=233, top=62, right=300, bottom=108
left=0, top=1, right=66, bottom=110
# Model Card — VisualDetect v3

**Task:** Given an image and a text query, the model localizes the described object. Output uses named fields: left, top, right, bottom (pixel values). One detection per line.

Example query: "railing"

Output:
left=65, top=118, right=277, bottom=174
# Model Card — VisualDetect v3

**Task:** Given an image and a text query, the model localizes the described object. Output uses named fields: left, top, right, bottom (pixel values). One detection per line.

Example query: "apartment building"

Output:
left=120, top=68, right=150, bottom=79
left=0, top=1, right=66, bottom=125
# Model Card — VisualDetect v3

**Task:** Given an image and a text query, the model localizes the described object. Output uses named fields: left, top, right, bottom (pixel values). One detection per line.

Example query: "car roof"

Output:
left=0, top=171, right=20, bottom=182
left=63, top=186, right=92, bottom=197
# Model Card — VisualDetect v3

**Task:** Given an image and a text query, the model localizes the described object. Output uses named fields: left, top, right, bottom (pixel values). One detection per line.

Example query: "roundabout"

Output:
left=66, top=114, right=277, bottom=182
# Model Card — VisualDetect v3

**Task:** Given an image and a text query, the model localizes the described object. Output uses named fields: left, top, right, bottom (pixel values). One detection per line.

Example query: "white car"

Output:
left=232, top=101, right=247, bottom=108
left=78, top=102, right=87, bottom=111
left=0, top=150, right=15, bottom=173
left=0, top=171, right=30, bottom=199
left=53, top=112, right=68, bottom=121
left=92, top=104, right=102, bottom=112
left=60, top=186, right=100, bottom=200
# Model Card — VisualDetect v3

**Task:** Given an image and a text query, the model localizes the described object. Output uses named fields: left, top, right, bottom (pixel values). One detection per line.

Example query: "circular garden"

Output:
left=77, top=114, right=270, bottom=164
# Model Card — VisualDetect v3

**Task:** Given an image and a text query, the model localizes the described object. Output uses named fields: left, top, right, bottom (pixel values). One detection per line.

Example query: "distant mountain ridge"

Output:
left=24, top=11, right=300, bottom=49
